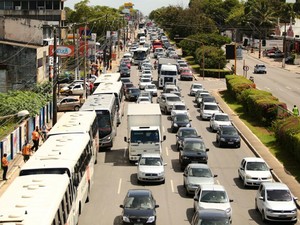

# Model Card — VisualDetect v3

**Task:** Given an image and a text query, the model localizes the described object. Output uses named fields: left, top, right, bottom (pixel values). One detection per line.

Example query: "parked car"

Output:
left=216, top=125, right=241, bottom=148
left=183, top=164, right=217, bottom=195
left=179, top=138, right=209, bottom=170
left=193, top=184, right=233, bottom=222
left=171, top=114, right=192, bottom=133
left=57, top=96, right=82, bottom=112
left=209, top=113, right=232, bottom=132
left=255, top=182, right=298, bottom=223
left=59, top=82, right=89, bottom=96
left=119, top=189, right=159, bottom=225
left=191, top=209, right=230, bottom=225
left=190, top=83, right=204, bottom=96
left=254, top=64, right=267, bottom=74
left=200, top=102, right=220, bottom=120
left=136, top=154, right=166, bottom=184
left=238, top=157, right=273, bottom=187
left=176, top=127, right=200, bottom=150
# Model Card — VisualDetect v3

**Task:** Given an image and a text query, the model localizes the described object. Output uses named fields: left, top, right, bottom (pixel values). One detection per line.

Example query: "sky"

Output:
left=65, top=0, right=190, bottom=16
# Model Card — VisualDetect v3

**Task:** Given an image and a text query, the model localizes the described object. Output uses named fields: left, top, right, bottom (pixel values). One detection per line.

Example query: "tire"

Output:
left=164, top=107, right=168, bottom=115
left=74, top=106, right=80, bottom=111
left=255, top=199, right=259, bottom=211
left=261, top=210, right=267, bottom=223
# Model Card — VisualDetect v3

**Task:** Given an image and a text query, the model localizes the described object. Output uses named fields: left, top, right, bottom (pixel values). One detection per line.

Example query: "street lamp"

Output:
left=174, top=36, right=205, bottom=80
left=0, top=110, right=30, bottom=120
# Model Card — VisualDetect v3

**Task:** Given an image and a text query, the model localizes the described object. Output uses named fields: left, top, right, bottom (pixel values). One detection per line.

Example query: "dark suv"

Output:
left=191, top=209, right=230, bottom=225
left=125, top=87, right=140, bottom=101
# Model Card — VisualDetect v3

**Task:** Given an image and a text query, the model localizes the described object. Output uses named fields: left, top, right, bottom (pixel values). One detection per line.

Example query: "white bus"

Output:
left=93, top=81, right=124, bottom=125
left=0, top=174, right=77, bottom=225
left=158, top=64, right=178, bottom=88
left=80, top=94, right=117, bottom=149
left=47, top=111, right=99, bottom=160
left=93, top=73, right=121, bottom=92
left=19, top=133, right=93, bottom=220
left=132, top=47, right=148, bottom=65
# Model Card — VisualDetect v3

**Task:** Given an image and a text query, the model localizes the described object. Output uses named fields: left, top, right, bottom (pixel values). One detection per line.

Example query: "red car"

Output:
left=180, top=67, right=193, bottom=81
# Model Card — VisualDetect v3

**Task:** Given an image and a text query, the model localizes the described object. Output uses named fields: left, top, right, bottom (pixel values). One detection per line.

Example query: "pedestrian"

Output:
left=1, top=153, right=8, bottom=180
left=292, top=105, right=299, bottom=116
left=109, top=59, right=112, bottom=70
left=22, top=141, right=32, bottom=162
left=41, top=124, right=48, bottom=142
left=31, top=126, right=40, bottom=152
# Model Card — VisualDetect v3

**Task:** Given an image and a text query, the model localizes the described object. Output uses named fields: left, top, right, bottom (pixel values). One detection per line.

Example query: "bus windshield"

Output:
left=133, top=50, right=147, bottom=60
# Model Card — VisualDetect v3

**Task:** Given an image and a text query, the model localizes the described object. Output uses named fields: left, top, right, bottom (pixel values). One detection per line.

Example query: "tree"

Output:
left=195, top=45, right=227, bottom=69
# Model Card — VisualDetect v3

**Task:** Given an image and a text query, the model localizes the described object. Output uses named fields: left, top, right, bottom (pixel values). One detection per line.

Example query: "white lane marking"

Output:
left=123, top=147, right=127, bottom=158
left=165, top=146, right=169, bottom=156
left=118, top=178, right=122, bottom=194
left=170, top=179, right=174, bottom=193
left=286, top=86, right=291, bottom=90
left=162, top=126, right=165, bottom=133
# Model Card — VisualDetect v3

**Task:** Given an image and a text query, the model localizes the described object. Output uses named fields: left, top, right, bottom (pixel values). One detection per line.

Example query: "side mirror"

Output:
left=163, top=135, right=166, bottom=141
left=155, top=205, right=159, bottom=208
left=229, top=199, right=234, bottom=202
left=259, top=196, right=265, bottom=201
left=120, top=205, right=124, bottom=208
left=214, top=174, right=218, bottom=178
left=193, top=197, right=199, bottom=201
left=240, top=167, right=244, bottom=171
left=124, top=137, right=127, bottom=142
left=183, top=173, right=187, bottom=177
left=164, top=163, right=167, bottom=166
left=206, top=148, right=209, bottom=152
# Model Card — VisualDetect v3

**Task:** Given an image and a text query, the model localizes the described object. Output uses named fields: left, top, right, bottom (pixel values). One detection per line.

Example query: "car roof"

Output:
left=203, top=102, right=218, bottom=106
left=184, top=137, right=203, bottom=142
left=192, top=83, right=203, bottom=86
left=173, top=102, right=186, bottom=106
left=61, top=96, right=79, bottom=100
left=140, top=153, right=162, bottom=158
left=196, top=209, right=229, bottom=219
left=187, top=163, right=210, bottom=169
left=213, top=112, right=228, bottom=116
left=199, top=184, right=226, bottom=191
left=243, top=157, right=266, bottom=162
left=260, top=182, right=289, bottom=190
left=163, top=93, right=181, bottom=97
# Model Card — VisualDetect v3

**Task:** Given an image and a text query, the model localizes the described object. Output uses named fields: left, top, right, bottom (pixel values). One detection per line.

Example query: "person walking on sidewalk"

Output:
left=31, top=126, right=40, bottom=152
left=1, top=153, right=8, bottom=180
left=22, top=141, right=32, bottom=162
left=292, top=105, right=299, bottom=117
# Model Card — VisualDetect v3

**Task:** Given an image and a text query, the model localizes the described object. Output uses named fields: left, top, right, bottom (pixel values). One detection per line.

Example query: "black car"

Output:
left=191, top=209, right=230, bottom=225
left=120, top=189, right=159, bottom=225
left=176, top=127, right=200, bottom=150
left=119, top=64, right=131, bottom=77
left=125, top=87, right=140, bottom=101
left=121, top=77, right=131, bottom=84
left=171, top=114, right=192, bottom=133
left=216, top=125, right=241, bottom=148
left=179, top=138, right=209, bottom=170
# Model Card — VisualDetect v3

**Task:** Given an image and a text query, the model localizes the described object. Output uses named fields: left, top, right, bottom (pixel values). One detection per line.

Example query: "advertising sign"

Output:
left=49, top=45, right=75, bottom=57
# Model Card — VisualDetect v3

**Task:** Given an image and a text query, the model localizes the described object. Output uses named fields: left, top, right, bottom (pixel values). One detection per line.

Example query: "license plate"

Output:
left=279, top=215, right=287, bottom=218
left=228, top=142, right=234, bottom=144
left=192, top=161, right=198, bottom=163
left=134, top=223, right=143, bottom=225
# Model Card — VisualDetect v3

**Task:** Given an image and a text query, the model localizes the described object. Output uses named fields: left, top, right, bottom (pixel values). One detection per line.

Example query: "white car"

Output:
left=200, top=102, right=220, bottom=120
left=255, top=182, right=298, bottom=223
left=136, top=154, right=166, bottom=184
left=171, top=102, right=189, bottom=120
left=140, top=62, right=152, bottom=71
left=190, top=83, right=204, bottom=96
left=193, top=184, right=233, bottom=222
left=183, top=164, right=217, bottom=195
left=122, top=52, right=132, bottom=62
left=238, top=157, right=273, bottom=187
left=139, top=78, right=152, bottom=90
left=136, top=96, right=151, bottom=104
left=209, top=113, right=232, bottom=132
left=144, top=84, right=158, bottom=96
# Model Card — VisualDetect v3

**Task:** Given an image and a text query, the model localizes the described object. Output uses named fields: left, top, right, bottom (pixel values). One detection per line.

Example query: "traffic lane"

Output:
left=175, top=77, right=272, bottom=224
left=237, top=54, right=300, bottom=110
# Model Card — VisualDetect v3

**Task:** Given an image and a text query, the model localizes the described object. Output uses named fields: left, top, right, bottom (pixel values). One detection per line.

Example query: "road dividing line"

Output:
left=162, top=126, right=165, bottom=133
left=165, top=146, right=169, bottom=156
left=170, top=179, right=174, bottom=193
left=118, top=178, right=122, bottom=194
left=123, top=147, right=127, bottom=158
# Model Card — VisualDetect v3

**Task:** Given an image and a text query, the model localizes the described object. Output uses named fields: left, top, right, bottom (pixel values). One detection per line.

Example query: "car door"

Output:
left=58, top=98, right=68, bottom=111
left=193, top=187, right=201, bottom=211
left=256, top=185, right=265, bottom=212
left=239, top=159, right=246, bottom=179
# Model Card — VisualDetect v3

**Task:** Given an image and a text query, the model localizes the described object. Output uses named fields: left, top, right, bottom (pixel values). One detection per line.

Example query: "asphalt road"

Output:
left=78, top=53, right=300, bottom=225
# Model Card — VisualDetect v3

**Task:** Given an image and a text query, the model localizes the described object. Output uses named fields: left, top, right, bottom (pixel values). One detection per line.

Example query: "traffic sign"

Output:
left=243, top=65, right=249, bottom=71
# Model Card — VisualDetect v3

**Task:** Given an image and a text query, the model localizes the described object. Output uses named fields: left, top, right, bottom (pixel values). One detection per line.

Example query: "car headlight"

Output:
left=245, top=174, right=252, bottom=179
left=158, top=172, right=164, bottom=176
left=225, top=207, right=232, bottom=214
left=220, top=138, right=226, bottom=141
left=186, top=123, right=191, bottom=127
left=182, top=156, right=189, bottom=159
left=291, top=208, right=297, bottom=213
left=267, top=175, right=273, bottom=180
left=266, top=207, right=273, bottom=213
left=173, top=123, right=178, bottom=127
left=147, top=216, right=155, bottom=223
left=122, top=216, right=130, bottom=223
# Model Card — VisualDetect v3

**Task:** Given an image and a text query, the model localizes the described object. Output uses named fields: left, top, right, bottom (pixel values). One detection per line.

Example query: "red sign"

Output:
left=49, top=45, right=75, bottom=57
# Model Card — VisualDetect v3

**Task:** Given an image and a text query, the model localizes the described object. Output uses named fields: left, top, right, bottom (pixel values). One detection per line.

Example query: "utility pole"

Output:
left=83, top=23, right=87, bottom=99
left=52, top=27, right=58, bottom=126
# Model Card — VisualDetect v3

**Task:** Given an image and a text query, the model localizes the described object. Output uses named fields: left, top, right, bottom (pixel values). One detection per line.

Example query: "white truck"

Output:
left=124, top=104, right=166, bottom=162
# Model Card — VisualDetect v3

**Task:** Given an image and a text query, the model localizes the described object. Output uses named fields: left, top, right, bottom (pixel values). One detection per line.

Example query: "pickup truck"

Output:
left=254, top=64, right=267, bottom=74
left=157, top=93, right=183, bottom=114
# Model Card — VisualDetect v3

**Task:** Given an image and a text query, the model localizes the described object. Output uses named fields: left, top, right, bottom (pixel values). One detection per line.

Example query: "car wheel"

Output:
left=218, top=141, right=222, bottom=148
left=161, top=179, right=165, bottom=184
left=185, top=187, right=189, bottom=196
left=261, top=210, right=267, bottom=222
left=74, top=106, right=80, bottom=111
left=164, top=107, right=168, bottom=115
left=176, top=143, right=179, bottom=150
left=236, top=144, right=240, bottom=148
left=255, top=199, right=259, bottom=211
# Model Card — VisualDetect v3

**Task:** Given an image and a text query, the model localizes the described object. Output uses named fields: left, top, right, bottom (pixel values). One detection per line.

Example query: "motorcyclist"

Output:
left=154, top=60, right=157, bottom=69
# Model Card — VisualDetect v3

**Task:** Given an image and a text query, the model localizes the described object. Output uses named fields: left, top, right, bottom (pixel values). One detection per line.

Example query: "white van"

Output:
left=139, top=36, right=146, bottom=45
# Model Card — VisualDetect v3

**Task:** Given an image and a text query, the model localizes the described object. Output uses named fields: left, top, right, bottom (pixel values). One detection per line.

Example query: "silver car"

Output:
left=183, top=164, right=217, bottom=195
left=136, top=154, right=166, bottom=184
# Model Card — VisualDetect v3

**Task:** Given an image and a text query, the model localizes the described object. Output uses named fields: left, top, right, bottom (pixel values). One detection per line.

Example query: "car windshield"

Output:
left=124, top=196, right=154, bottom=209
left=146, top=85, right=156, bottom=89
left=180, top=129, right=198, bottom=138
left=139, top=98, right=149, bottom=102
left=246, top=162, right=268, bottom=171
left=174, top=115, right=189, bottom=123
left=200, top=190, right=228, bottom=203
left=266, top=189, right=292, bottom=201
left=139, top=157, right=162, bottom=166
left=189, top=168, right=212, bottom=178
left=215, top=115, right=229, bottom=121
left=141, top=78, right=151, bottom=82
left=174, top=105, right=186, bottom=110
left=182, top=69, right=191, bottom=73
left=193, top=85, right=202, bottom=89
left=167, top=96, right=181, bottom=102
left=184, top=141, right=205, bottom=151
left=129, top=89, right=140, bottom=94
left=204, top=105, right=218, bottom=110
left=222, top=127, right=238, bottom=135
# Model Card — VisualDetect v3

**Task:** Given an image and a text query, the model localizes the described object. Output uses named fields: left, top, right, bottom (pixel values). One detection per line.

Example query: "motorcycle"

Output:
left=249, top=76, right=254, bottom=83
